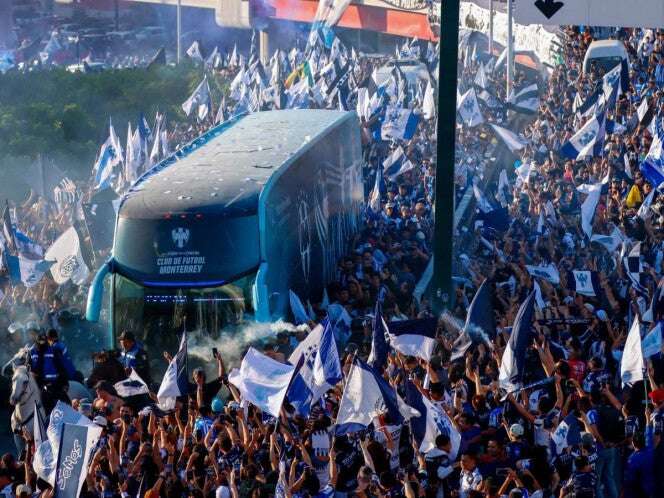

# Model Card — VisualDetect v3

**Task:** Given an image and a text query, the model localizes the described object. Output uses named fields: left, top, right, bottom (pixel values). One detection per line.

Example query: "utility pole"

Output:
left=176, top=0, right=182, bottom=64
left=507, top=0, right=514, bottom=96
left=431, top=0, right=459, bottom=314
left=489, top=0, right=494, bottom=55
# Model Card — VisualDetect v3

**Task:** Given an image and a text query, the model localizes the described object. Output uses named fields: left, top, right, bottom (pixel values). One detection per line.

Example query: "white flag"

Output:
left=457, top=88, right=484, bottom=127
left=423, top=80, right=436, bottom=120
left=186, top=41, right=204, bottom=61
left=621, top=318, right=644, bottom=387
left=229, top=347, right=295, bottom=418
left=44, top=227, right=89, bottom=285
left=182, top=76, right=211, bottom=121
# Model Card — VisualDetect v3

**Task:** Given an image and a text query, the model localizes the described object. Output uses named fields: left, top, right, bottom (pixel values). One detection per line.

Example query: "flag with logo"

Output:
left=381, top=106, right=419, bottom=141
left=457, top=88, right=484, bottom=127
left=568, top=270, right=599, bottom=297
left=54, top=423, right=102, bottom=498
left=44, top=227, right=89, bottom=286
left=405, top=381, right=461, bottom=457
left=551, top=412, right=581, bottom=454
left=559, top=112, right=607, bottom=160
left=525, top=264, right=560, bottom=285
left=186, top=41, right=204, bottom=62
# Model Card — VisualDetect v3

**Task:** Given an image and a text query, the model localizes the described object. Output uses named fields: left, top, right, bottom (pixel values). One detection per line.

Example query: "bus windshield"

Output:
left=113, top=273, right=255, bottom=375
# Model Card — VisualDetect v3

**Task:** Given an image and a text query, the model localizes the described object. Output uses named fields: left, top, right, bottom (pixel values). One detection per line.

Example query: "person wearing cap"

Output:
left=646, top=388, right=664, bottom=447
left=14, top=484, right=31, bottom=498
left=28, top=332, right=70, bottom=414
left=118, top=330, right=150, bottom=384
left=423, top=433, right=455, bottom=497
left=506, top=424, right=530, bottom=468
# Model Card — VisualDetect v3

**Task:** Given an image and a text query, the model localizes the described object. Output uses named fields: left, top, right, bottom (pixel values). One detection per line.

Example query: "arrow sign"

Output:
left=534, top=0, right=564, bottom=19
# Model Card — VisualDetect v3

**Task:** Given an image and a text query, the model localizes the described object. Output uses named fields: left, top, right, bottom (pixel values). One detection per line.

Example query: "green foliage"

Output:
left=0, top=63, right=225, bottom=181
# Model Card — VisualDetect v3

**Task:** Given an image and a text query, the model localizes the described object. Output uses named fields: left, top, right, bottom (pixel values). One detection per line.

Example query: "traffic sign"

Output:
left=515, top=0, right=664, bottom=28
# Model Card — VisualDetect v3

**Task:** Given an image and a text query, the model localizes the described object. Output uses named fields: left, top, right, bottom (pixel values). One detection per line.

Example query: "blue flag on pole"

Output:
left=498, top=291, right=535, bottom=392
left=368, top=302, right=389, bottom=371
left=387, top=317, right=437, bottom=361
left=336, top=358, right=413, bottom=435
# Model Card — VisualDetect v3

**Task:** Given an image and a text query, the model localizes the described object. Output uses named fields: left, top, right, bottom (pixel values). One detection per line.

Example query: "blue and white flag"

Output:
left=640, top=117, right=664, bottom=188
left=367, top=166, right=385, bottom=217
left=114, top=369, right=149, bottom=398
left=457, top=88, right=484, bottom=127
left=312, top=321, right=343, bottom=396
left=621, top=317, right=644, bottom=387
left=578, top=180, right=605, bottom=239
left=474, top=63, right=488, bottom=90
left=6, top=254, right=52, bottom=288
left=182, top=76, right=212, bottom=121
left=287, top=323, right=342, bottom=415
left=499, top=291, right=535, bottom=392
left=602, top=63, right=622, bottom=109
left=368, top=302, right=389, bottom=371
left=643, top=278, right=664, bottom=323
left=186, top=41, right=204, bottom=62
left=336, top=358, right=416, bottom=435
left=559, top=112, right=607, bottom=160
left=387, top=317, right=437, bottom=361
left=44, top=227, right=89, bottom=286
left=490, top=124, right=529, bottom=154
left=289, top=290, right=311, bottom=324
left=451, top=279, right=495, bottom=361
left=525, top=264, right=560, bottom=285
left=569, top=270, right=599, bottom=297
left=507, top=83, right=539, bottom=114
left=35, top=401, right=95, bottom=486
left=92, top=120, right=123, bottom=190
left=623, top=242, right=648, bottom=295
left=54, top=423, right=102, bottom=498
left=591, top=228, right=622, bottom=252
left=405, top=382, right=461, bottom=457
left=642, top=322, right=663, bottom=358
left=157, top=332, right=188, bottom=410
left=229, top=347, right=295, bottom=418
left=381, top=106, right=419, bottom=141
left=551, top=412, right=581, bottom=454
left=287, top=324, right=324, bottom=416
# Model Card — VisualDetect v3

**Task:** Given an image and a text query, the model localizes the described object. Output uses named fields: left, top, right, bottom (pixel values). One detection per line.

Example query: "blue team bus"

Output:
left=86, top=110, right=364, bottom=366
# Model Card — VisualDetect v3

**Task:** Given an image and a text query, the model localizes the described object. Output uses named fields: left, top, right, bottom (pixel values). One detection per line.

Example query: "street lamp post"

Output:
left=431, top=0, right=459, bottom=314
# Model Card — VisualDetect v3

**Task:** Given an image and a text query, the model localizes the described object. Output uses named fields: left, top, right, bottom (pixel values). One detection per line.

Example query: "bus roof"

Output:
left=121, top=110, right=353, bottom=219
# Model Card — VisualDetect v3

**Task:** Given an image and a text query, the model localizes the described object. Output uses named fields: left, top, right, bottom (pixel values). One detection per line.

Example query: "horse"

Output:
left=9, top=365, right=44, bottom=441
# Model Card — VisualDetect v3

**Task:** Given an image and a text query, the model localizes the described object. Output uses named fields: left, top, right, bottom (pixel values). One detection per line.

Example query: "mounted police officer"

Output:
left=28, top=333, right=70, bottom=415
left=118, top=331, right=150, bottom=384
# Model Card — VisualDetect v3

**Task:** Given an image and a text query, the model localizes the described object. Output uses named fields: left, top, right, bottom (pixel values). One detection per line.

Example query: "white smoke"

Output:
left=187, top=319, right=310, bottom=375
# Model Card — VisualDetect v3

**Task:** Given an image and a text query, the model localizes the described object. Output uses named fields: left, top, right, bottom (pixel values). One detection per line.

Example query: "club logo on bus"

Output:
left=172, top=227, right=190, bottom=249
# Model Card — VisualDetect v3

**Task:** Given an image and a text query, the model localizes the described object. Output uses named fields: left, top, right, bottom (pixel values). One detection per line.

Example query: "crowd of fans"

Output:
left=0, top=21, right=663, bottom=498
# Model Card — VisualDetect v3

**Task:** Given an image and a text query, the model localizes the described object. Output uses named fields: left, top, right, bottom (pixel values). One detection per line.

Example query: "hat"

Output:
left=509, top=423, right=524, bottom=437
left=93, top=415, right=108, bottom=428
left=596, top=310, right=608, bottom=322
left=118, top=331, right=135, bottom=341
left=211, top=397, right=224, bottom=413
left=584, top=303, right=595, bottom=313
left=649, top=388, right=664, bottom=404
left=16, top=485, right=31, bottom=496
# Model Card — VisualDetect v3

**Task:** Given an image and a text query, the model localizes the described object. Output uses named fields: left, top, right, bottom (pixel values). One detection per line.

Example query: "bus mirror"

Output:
left=86, top=260, right=113, bottom=322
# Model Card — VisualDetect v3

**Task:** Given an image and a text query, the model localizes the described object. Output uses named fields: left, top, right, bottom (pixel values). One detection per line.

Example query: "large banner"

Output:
left=54, top=423, right=101, bottom=498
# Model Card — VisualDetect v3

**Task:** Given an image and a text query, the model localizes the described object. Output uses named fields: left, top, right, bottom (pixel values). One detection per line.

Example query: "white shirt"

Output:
left=459, top=467, right=482, bottom=498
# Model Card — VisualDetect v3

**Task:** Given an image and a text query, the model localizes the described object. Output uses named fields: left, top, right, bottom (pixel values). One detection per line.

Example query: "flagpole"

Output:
left=176, top=0, right=182, bottom=64
left=431, top=0, right=459, bottom=314
left=489, top=0, right=494, bottom=56
left=506, top=0, right=514, bottom=96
